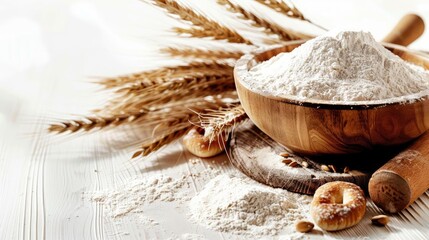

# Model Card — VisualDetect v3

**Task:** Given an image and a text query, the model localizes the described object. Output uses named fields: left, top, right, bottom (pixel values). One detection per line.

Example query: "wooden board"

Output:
left=229, top=121, right=405, bottom=194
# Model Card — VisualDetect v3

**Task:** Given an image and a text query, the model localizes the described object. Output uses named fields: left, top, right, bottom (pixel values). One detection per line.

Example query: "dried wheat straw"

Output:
left=199, top=105, right=247, bottom=141
left=161, top=47, right=243, bottom=60
left=102, top=76, right=235, bottom=114
left=218, top=0, right=304, bottom=41
left=98, top=61, right=232, bottom=88
left=255, top=0, right=304, bottom=20
left=116, top=70, right=233, bottom=95
left=134, top=124, right=193, bottom=157
left=132, top=97, right=238, bottom=157
left=48, top=108, right=151, bottom=133
left=146, top=0, right=251, bottom=44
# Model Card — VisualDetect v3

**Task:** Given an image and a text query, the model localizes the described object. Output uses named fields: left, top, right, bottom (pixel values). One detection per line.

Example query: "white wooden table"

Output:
left=1, top=0, right=429, bottom=239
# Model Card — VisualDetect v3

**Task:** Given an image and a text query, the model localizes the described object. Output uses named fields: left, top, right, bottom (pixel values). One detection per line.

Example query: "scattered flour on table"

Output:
left=167, top=233, right=207, bottom=240
left=242, top=31, right=429, bottom=101
left=87, top=168, right=312, bottom=237
left=253, top=147, right=300, bottom=173
left=189, top=174, right=311, bottom=236
left=90, top=174, right=189, bottom=219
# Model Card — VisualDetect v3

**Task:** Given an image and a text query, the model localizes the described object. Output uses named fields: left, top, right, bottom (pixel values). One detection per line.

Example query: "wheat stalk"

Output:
left=133, top=124, right=193, bottom=157
left=48, top=108, right=152, bottom=133
left=116, top=70, right=233, bottom=95
left=219, top=0, right=308, bottom=41
left=132, top=96, right=239, bottom=157
left=146, top=0, right=251, bottom=44
left=97, top=61, right=232, bottom=89
left=98, top=89, right=237, bottom=118
left=255, top=0, right=305, bottom=20
left=173, top=27, right=248, bottom=43
left=132, top=102, right=247, bottom=159
left=255, top=0, right=327, bottom=30
left=49, top=92, right=238, bottom=134
left=102, top=76, right=236, bottom=114
left=144, top=96, right=240, bottom=128
left=161, top=47, right=244, bottom=60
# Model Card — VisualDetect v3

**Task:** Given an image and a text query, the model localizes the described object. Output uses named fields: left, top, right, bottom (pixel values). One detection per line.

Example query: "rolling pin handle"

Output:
left=369, top=133, right=429, bottom=213
left=383, top=13, right=425, bottom=46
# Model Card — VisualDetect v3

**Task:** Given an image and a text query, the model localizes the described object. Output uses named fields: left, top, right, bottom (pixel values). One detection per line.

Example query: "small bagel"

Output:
left=183, top=127, right=226, bottom=158
left=310, top=181, right=366, bottom=231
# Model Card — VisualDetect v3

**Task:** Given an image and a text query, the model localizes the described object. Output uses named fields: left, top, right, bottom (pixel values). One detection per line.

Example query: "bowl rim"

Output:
left=234, top=40, right=429, bottom=110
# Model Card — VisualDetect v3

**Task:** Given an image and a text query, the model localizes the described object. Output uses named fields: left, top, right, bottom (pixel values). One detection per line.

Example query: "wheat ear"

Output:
left=218, top=0, right=306, bottom=41
left=199, top=105, right=247, bottom=142
left=102, top=76, right=236, bottom=114
left=145, top=96, right=240, bottom=129
left=48, top=108, right=153, bottom=133
left=146, top=0, right=251, bottom=44
left=254, top=0, right=327, bottom=30
left=161, top=47, right=244, bottom=60
left=97, top=61, right=232, bottom=89
left=132, top=97, right=237, bottom=158
left=116, top=69, right=233, bottom=95
left=48, top=93, right=236, bottom=134
left=255, top=0, right=304, bottom=20
left=133, top=124, right=193, bottom=158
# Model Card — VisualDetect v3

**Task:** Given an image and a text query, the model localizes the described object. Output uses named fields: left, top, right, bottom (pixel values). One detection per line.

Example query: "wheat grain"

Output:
left=255, top=0, right=327, bottom=30
left=48, top=108, right=150, bottom=133
left=132, top=97, right=238, bottom=157
left=102, top=76, right=236, bottom=114
left=135, top=124, right=193, bottom=157
left=255, top=0, right=304, bottom=20
left=97, top=61, right=232, bottom=88
left=114, top=66, right=233, bottom=94
left=161, top=47, right=243, bottom=60
left=50, top=90, right=239, bottom=134
left=218, top=0, right=307, bottom=41
left=173, top=27, right=248, bottom=44
left=199, top=104, right=247, bottom=141
left=146, top=0, right=251, bottom=44
left=131, top=95, right=238, bottom=128
left=116, top=70, right=233, bottom=95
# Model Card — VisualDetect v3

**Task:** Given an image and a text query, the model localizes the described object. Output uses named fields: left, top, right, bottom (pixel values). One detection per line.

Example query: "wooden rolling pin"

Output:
left=368, top=14, right=428, bottom=213
left=383, top=13, right=425, bottom=46
left=369, top=132, right=429, bottom=213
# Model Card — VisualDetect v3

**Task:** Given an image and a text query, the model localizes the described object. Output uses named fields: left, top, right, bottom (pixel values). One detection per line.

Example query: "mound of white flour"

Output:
left=243, top=31, right=429, bottom=101
left=189, top=174, right=311, bottom=236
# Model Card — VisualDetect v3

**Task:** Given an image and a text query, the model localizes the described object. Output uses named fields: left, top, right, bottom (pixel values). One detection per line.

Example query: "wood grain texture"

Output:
left=369, top=131, right=429, bottom=213
left=229, top=121, right=408, bottom=194
left=2, top=110, right=429, bottom=240
left=382, top=14, right=425, bottom=46
left=234, top=41, right=429, bottom=155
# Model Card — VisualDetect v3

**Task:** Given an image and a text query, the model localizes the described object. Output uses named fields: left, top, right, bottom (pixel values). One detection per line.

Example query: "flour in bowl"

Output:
left=242, top=31, right=429, bottom=101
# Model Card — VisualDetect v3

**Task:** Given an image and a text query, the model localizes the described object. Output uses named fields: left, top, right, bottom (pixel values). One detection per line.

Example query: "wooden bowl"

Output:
left=234, top=40, right=429, bottom=155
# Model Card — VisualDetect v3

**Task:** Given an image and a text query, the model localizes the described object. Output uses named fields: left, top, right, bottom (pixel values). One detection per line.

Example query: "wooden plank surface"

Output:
left=0, top=74, right=428, bottom=240
left=1, top=90, right=429, bottom=240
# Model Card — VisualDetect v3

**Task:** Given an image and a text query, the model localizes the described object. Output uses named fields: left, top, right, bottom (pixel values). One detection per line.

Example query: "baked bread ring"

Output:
left=183, top=127, right=226, bottom=158
left=310, top=181, right=366, bottom=231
